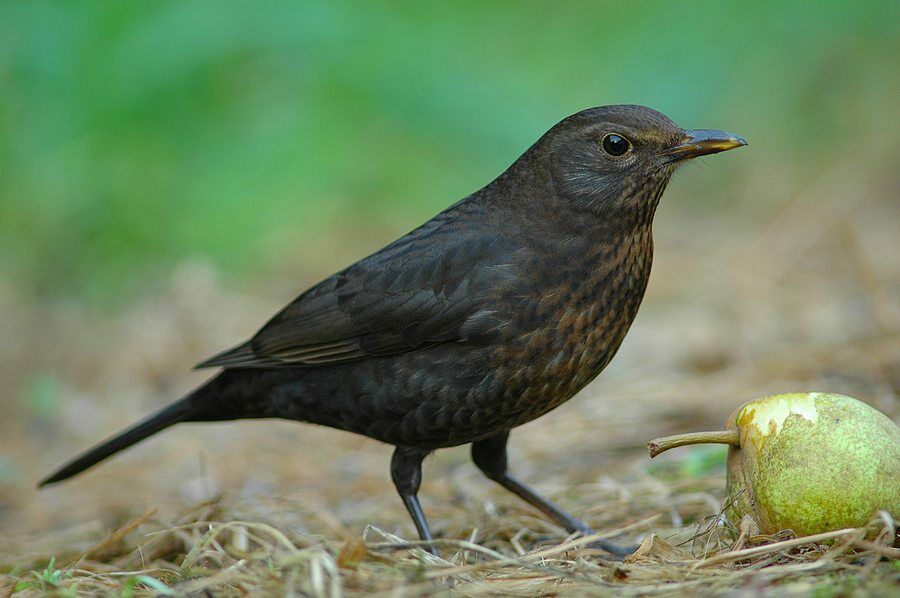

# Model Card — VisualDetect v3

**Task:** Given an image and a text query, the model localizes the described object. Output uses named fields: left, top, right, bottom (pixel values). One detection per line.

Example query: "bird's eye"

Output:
left=601, top=133, right=631, bottom=157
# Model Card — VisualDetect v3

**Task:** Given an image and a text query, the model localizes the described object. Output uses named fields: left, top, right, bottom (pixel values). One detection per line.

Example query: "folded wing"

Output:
left=197, top=212, right=518, bottom=369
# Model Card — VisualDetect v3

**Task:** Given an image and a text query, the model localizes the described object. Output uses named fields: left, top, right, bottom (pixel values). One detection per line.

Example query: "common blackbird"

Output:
left=41, top=105, right=746, bottom=556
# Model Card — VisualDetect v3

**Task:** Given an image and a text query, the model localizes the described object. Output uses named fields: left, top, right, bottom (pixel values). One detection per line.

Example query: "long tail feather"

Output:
left=39, top=396, right=198, bottom=487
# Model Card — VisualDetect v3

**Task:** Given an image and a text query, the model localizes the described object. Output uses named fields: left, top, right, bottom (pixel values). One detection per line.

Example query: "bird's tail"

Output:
left=39, top=376, right=224, bottom=487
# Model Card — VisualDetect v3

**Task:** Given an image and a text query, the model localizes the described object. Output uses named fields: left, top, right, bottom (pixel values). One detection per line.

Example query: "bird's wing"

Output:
left=196, top=212, right=518, bottom=369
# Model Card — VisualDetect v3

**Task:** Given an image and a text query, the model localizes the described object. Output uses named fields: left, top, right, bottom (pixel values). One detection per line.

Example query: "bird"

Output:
left=40, top=105, right=746, bottom=557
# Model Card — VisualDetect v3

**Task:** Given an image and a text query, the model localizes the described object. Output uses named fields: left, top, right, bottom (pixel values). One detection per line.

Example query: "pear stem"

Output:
left=647, top=429, right=741, bottom=458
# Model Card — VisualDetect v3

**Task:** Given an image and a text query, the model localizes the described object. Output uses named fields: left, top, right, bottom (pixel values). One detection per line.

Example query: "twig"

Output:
left=692, top=528, right=859, bottom=568
left=648, top=430, right=740, bottom=458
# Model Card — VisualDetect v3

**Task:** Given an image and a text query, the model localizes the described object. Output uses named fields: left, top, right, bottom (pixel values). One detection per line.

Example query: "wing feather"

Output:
left=196, top=208, right=520, bottom=369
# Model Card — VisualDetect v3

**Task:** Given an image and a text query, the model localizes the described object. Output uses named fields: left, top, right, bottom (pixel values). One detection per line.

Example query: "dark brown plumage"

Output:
left=41, top=105, right=746, bottom=556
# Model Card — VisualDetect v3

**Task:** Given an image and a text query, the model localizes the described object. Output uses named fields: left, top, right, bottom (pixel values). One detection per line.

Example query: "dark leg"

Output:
left=390, top=446, right=438, bottom=555
left=471, top=431, right=636, bottom=558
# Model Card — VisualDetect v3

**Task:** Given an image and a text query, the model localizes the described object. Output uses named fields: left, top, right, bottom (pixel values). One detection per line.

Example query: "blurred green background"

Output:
left=1, top=0, right=898, bottom=306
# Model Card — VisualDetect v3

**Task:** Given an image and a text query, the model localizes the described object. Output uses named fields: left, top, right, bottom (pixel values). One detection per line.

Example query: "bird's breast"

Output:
left=486, top=227, right=654, bottom=426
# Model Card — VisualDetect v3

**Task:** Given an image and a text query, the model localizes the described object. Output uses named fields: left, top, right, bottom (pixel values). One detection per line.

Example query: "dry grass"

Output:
left=1, top=155, right=898, bottom=596
left=2, top=491, right=897, bottom=596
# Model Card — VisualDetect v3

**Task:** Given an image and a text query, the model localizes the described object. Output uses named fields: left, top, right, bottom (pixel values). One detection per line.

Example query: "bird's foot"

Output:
left=566, top=526, right=639, bottom=560
left=584, top=537, right=640, bottom=560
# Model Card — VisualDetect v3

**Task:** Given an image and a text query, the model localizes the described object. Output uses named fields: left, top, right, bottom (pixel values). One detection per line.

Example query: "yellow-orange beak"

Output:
left=667, top=129, right=748, bottom=162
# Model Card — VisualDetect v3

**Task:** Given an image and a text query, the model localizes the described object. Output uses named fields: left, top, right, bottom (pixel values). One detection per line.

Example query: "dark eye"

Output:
left=601, top=133, right=631, bottom=157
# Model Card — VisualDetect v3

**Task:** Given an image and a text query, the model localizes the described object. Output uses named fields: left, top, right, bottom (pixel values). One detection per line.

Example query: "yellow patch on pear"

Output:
left=736, top=392, right=821, bottom=449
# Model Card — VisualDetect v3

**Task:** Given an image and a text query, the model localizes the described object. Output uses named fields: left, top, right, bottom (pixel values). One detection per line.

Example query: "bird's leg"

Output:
left=390, top=446, right=438, bottom=555
left=471, top=432, right=636, bottom=558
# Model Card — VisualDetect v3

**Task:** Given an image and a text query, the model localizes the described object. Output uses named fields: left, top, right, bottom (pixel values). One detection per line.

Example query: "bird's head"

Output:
left=535, top=104, right=747, bottom=218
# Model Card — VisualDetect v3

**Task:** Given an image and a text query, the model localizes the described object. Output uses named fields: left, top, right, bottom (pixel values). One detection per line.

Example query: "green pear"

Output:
left=648, top=393, right=900, bottom=536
